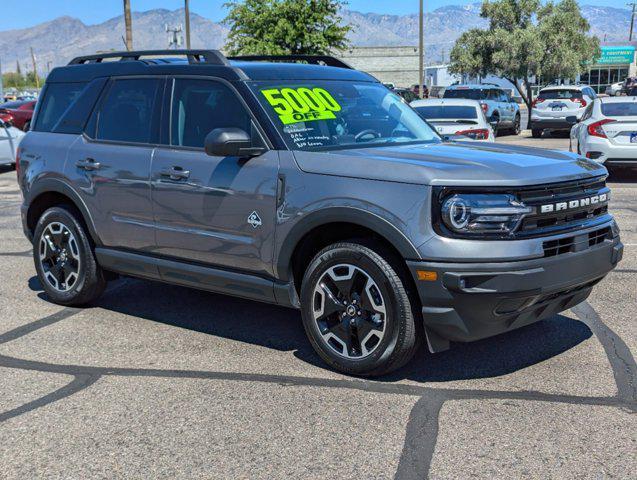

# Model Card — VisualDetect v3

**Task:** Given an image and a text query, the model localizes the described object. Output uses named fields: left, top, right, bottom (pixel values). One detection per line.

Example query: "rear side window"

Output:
left=415, top=105, right=478, bottom=120
left=170, top=78, right=251, bottom=148
left=96, top=78, right=161, bottom=144
left=34, top=83, right=86, bottom=132
left=443, top=89, right=484, bottom=100
left=601, top=102, right=637, bottom=117
left=538, top=89, right=582, bottom=100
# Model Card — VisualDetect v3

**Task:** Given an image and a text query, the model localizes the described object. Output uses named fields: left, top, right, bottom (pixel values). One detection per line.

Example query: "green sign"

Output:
left=597, top=46, right=635, bottom=65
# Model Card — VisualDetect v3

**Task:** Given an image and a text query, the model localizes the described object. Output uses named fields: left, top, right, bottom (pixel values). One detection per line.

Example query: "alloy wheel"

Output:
left=39, top=222, right=81, bottom=292
left=312, top=264, right=386, bottom=359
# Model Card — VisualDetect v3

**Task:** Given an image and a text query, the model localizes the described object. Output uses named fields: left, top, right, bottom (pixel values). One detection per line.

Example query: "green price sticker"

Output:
left=261, top=87, right=342, bottom=125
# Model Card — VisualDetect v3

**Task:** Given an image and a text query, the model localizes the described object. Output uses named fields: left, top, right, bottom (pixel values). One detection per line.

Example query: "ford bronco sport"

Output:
left=17, top=50, right=623, bottom=376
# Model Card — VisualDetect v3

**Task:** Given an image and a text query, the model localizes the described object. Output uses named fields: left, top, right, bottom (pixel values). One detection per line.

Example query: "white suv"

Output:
left=531, top=85, right=597, bottom=138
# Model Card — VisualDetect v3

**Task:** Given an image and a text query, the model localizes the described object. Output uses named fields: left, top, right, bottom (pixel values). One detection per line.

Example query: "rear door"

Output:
left=150, top=77, right=278, bottom=276
left=66, top=76, right=163, bottom=251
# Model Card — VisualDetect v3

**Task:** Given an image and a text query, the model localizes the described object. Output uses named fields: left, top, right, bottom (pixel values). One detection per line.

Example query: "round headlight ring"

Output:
left=445, top=197, right=470, bottom=230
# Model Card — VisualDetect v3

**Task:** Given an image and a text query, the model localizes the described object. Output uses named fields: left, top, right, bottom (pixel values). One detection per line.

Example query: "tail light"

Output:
left=532, top=98, right=545, bottom=108
left=587, top=119, right=615, bottom=139
left=573, top=98, right=587, bottom=107
left=456, top=128, right=490, bottom=140
left=480, top=103, right=488, bottom=113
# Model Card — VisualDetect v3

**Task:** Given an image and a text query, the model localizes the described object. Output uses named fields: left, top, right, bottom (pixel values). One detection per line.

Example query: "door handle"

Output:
left=160, top=166, right=190, bottom=180
left=76, top=158, right=101, bottom=171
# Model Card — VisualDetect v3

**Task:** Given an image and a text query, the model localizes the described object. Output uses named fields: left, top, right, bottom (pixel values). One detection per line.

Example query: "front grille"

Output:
left=517, top=176, right=610, bottom=237
left=542, top=226, right=611, bottom=257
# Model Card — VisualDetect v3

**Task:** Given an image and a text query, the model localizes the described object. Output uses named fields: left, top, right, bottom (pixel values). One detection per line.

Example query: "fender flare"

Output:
left=26, top=178, right=102, bottom=245
left=276, top=206, right=421, bottom=281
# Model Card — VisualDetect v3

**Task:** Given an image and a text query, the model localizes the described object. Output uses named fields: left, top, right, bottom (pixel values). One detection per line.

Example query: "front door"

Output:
left=66, top=77, right=163, bottom=251
left=150, top=78, right=278, bottom=277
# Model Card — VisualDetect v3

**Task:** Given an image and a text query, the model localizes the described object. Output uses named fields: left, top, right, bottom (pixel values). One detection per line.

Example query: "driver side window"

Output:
left=170, top=79, right=251, bottom=148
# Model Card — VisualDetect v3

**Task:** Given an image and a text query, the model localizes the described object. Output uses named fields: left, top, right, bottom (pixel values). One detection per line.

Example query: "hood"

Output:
left=292, top=141, right=606, bottom=187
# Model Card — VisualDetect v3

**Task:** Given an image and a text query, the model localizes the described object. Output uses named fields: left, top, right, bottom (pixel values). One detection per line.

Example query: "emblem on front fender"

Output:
left=247, top=211, right=262, bottom=229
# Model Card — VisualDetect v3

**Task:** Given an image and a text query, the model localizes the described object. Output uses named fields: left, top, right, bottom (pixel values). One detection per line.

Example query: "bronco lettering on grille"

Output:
left=540, top=193, right=608, bottom=214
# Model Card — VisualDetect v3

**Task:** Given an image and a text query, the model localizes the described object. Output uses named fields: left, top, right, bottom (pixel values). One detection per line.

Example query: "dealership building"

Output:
left=340, top=42, right=637, bottom=95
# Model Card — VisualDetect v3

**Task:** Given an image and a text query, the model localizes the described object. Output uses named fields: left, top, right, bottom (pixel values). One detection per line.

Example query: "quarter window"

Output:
left=96, top=78, right=161, bottom=143
left=170, top=79, right=251, bottom=148
left=35, top=83, right=86, bottom=132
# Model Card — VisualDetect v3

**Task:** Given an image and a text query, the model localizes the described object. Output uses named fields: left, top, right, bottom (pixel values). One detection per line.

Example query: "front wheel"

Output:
left=300, top=242, right=420, bottom=377
left=33, top=206, right=106, bottom=306
left=512, top=114, right=521, bottom=135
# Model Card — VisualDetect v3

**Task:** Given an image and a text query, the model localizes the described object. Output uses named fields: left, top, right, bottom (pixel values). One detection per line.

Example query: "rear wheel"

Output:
left=300, top=242, right=420, bottom=377
left=33, top=206, right=106, bottom=306
left=531, top=128, right=542, bottom=138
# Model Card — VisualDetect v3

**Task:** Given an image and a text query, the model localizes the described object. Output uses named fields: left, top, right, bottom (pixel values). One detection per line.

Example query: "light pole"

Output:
left=184, top=0, right=192, bottom=49
left=629, top=2, right=637, bottom=41
left=419, top=0, right=424, bottom=98
left=123, top=0, right=133, bottom=51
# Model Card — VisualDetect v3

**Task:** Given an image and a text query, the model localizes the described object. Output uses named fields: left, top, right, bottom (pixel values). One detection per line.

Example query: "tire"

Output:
left=531, top=128, right=542, bottom=138
left=512, top=114, right=521, bottom=135
left=300, top=241, right=420, bottom=377
left=33, top=205, right=106, bottom=306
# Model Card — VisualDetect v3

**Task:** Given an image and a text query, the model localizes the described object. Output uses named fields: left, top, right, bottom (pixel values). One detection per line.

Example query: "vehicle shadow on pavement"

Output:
left=28, top=275, right=593, bottom=383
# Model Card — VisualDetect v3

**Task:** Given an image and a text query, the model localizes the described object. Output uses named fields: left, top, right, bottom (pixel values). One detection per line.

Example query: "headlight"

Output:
left=440, top=194, right=532, bottom=236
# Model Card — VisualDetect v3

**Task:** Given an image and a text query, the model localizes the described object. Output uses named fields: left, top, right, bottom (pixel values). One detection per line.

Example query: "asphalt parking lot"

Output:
left=0, top=136, right=635, bottom=479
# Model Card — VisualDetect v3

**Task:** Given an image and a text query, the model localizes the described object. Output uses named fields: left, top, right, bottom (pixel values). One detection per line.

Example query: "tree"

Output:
left=223, top=0, right=351, bottom=56
left=449, top=0, right=600, bottom=127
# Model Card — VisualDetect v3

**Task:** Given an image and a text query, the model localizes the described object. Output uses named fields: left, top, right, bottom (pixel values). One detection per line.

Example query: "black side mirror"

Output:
left=204, top=128, right=266, bottom=158
left=566, top=116, right=578, bottom=125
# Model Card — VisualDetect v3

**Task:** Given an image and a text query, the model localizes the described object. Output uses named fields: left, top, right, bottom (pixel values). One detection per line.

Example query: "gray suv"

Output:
left=17, top=50, right=623, bottom=376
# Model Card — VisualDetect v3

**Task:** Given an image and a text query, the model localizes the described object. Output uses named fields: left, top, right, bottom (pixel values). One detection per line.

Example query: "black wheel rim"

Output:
left=38, top=222, right=81, bottom=292
left=312, top=264, right=386, bottom=359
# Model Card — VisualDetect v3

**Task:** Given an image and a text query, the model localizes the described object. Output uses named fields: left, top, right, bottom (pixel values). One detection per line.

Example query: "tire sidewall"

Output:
left=33, top=207, right=92, bottom=304
left=300, top=245, right=407, bottom=375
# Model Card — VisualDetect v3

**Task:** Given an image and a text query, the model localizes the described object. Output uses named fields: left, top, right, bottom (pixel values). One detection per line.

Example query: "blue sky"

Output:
left=0, top=0, right=625, bottom=31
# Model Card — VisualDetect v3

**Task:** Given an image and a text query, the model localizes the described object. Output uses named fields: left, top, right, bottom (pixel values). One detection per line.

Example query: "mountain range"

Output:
left=0, top=4, right=631, bottom=74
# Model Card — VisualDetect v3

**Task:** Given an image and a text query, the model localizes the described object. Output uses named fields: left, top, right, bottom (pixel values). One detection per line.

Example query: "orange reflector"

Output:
left=417, top=270, right=438, bottom=281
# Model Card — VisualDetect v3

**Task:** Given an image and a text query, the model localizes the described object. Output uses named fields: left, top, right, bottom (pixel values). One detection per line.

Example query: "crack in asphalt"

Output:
left=0, top=300, right=635, bottom=479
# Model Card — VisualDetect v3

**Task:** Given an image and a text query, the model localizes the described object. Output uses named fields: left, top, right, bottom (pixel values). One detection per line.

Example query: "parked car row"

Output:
left=411, top=98, right=495, bottom=142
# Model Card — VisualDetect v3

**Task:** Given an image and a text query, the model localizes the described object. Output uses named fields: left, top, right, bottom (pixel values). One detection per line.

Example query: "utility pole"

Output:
left=30, top=47, right=39, bottom=89
left=629, top=2, right=637, bottom=41
left=419, top=0, right=424, bottom=98
left=123, top=0, right=133, bottom=51
left=184, top=0, right=192, bottom=49
left=0, top=59, right=4, bottom=101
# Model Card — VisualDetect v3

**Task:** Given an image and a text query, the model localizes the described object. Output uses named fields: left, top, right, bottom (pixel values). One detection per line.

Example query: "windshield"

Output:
left=601, top=102, right=637, bottom=117
left=538, top=89, right=582, bottom=100
left=443, top=89, right=484, bottom=100
left=250, top=81, right=439, bottom=151
left=415, top=105, right=478, bottom=121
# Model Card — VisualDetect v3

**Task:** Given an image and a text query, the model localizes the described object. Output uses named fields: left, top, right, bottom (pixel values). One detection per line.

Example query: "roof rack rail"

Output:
left=68, top=49, right=230, bottom=66
left=228, top=54, right=353, bottom=70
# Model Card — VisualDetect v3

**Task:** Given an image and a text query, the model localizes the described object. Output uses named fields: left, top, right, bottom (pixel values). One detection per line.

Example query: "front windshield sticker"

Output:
left=261, top=87, right=342, bottom=125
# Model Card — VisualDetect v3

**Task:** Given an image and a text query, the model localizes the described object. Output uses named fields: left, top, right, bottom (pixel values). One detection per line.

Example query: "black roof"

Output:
left=48, top=50, right=376, bottom=84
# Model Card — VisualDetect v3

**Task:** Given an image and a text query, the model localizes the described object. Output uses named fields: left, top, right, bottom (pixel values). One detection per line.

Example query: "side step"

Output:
left=95, top=248, right=298, bottom=308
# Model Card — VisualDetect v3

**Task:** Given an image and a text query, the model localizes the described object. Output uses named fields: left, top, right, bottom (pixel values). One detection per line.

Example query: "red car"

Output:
left=0, top=100, right=36, bottom=131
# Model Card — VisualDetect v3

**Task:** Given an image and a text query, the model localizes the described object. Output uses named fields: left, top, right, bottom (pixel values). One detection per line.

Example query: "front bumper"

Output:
left=407, top=235, right=622, bottom=347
